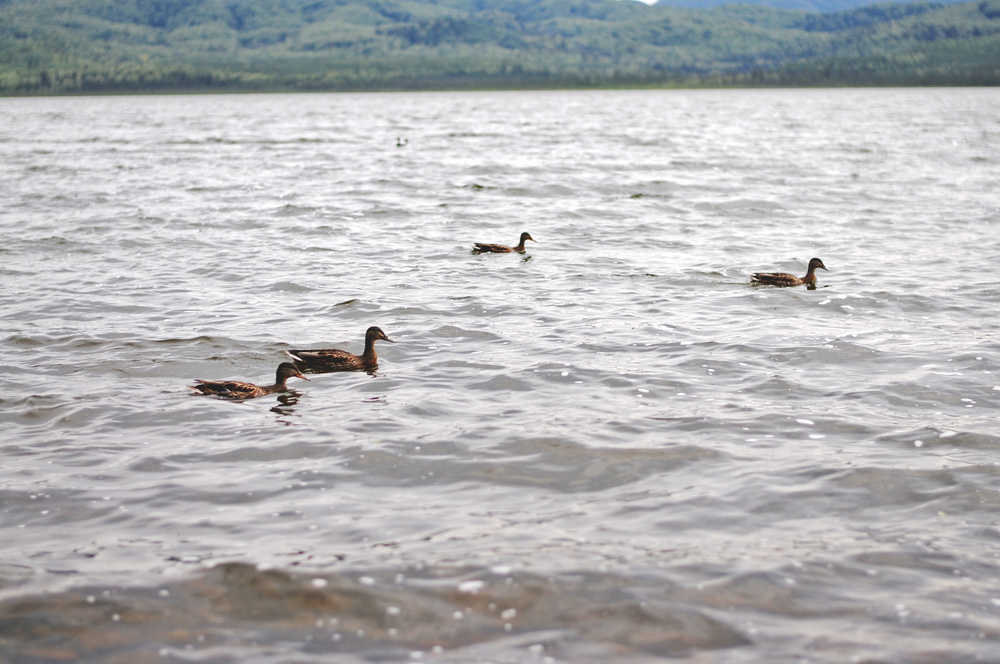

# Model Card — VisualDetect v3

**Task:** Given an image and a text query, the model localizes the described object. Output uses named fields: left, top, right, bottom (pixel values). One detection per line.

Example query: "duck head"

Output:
left=366, top=326, right=394, bottom=343
left=276, top=362, right=310, bottom=382
left=808, top=257, right=828, bottom=272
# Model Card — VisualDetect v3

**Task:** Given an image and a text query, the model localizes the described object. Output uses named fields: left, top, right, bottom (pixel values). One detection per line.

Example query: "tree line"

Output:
left=1, top=0, right=998, bottom=94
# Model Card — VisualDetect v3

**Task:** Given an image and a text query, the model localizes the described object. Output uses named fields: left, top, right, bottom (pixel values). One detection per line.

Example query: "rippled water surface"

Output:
left=1, top=88, right=999, bottom=662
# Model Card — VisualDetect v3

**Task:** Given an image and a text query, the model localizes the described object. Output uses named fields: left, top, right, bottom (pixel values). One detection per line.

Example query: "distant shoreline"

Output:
left=3, top=78, right=997, bottom=98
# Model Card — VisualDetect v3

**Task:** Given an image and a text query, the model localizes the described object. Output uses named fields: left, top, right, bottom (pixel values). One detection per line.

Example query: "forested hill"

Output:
left=1, top=0, right=998, bottom=94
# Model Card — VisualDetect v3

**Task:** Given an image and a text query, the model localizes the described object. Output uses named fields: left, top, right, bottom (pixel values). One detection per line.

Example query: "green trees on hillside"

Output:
left=1, top=0, right=997, bottom=93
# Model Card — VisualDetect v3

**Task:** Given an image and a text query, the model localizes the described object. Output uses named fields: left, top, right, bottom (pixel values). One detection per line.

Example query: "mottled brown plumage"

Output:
left=473, top=231, right=535, bottom=254
left=751, top=257, right=828, bottom=289
left=286, top=326, right=393, bottom=374
left=189, top=362, right=309, bottom=399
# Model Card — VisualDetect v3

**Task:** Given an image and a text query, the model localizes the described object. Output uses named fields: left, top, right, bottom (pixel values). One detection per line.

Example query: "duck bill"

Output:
left=296, top=372, right=311, bottom=381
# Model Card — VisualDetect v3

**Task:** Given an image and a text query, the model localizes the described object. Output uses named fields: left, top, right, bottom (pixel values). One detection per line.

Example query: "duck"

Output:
left=751, top=257, right=829, bottom=289
left=473, top=232, right=535, bottom=254
left=286, top=326, right=394, bottom=374
left=189, top=362, right=309, bottom=399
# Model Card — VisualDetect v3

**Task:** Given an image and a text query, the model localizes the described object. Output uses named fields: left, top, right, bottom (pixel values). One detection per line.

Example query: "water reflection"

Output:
left=270, top=390, right=301, bottom=420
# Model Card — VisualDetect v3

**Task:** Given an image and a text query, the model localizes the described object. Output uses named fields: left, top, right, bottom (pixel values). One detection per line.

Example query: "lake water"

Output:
left=1, top=88, right=998, bottom=662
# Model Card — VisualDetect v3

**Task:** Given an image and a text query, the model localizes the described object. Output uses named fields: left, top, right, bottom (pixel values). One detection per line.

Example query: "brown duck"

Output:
left=286, top=326, right=393, bottom=373
left=751, top=257, right=829, bottom=289
left=189, top=362, right=309, bottom=399
left=473, top=232, right=535, bottom=254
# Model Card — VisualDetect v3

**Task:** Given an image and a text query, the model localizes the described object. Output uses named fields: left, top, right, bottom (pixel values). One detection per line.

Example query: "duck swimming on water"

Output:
left=751, top=257, right=829, bottom=289
left=286, top=326, right=393, bottom=374
left=189, top=362, right=309, bottom=399
left=473, top=232, right=535, bottom=254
